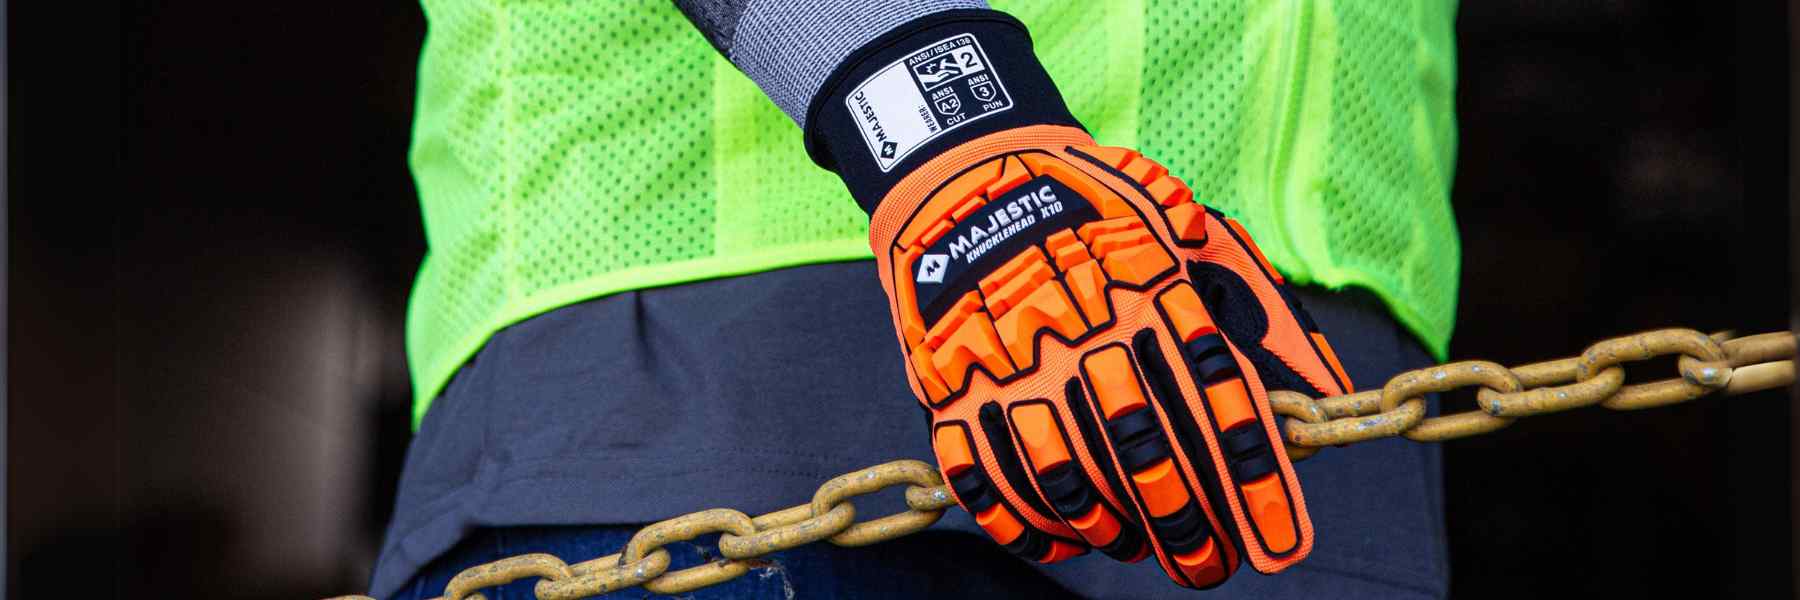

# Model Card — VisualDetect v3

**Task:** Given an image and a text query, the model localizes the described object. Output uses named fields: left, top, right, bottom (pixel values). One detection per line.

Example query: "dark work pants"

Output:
left=377, top=262, right=1446, bottom=599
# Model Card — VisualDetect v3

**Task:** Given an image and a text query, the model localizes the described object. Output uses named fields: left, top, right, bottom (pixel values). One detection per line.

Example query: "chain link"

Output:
left=329, top=328, right=1794, bottom=600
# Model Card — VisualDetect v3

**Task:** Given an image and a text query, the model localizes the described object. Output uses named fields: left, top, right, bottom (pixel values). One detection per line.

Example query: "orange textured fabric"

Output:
left=872, top=126, right=1352, bottom=588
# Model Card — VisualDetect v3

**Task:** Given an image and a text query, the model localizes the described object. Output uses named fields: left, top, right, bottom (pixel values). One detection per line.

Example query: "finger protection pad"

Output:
left=936, top=421, right=1070, bottom=563
left=1009, top=402, right=1145, bottom=560
left=1080, top=346, right=1231, bottom=587
left=1155, top=282, right=1311, bottom=565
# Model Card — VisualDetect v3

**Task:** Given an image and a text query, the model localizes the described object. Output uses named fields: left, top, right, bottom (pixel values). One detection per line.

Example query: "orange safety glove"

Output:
left=804, top=11, right=1353, bottom=588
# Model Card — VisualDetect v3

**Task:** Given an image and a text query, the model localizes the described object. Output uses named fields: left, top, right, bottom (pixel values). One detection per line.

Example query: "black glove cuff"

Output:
left=803, top=9, right=1084, bottom=215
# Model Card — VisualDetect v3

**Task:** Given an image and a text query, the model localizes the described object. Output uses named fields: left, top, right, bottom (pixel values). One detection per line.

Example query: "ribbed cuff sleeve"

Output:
left=721, top=0, right=989, bottom=126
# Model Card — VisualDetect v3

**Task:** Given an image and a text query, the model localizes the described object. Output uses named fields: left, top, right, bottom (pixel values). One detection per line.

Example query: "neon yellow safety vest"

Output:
left=405, top=0, right=1461, bottom=427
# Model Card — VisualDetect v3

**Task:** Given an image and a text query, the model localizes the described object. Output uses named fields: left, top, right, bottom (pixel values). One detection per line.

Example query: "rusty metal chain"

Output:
left=1269, top=329, right=1795, bottom=460
left=327, top=460, right=956, bottom=600
left=329, top=328, right=1794, bottom=600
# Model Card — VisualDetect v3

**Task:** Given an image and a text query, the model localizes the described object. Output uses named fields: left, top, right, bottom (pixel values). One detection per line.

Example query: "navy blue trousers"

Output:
left=377, top=263, right=1446, bottom=599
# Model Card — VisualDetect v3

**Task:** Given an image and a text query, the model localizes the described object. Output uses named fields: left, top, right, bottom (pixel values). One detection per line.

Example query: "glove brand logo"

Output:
left=916, top=254, right=949, bottom=284
left=948, top=183, right=1057, bottom=263
left=912, top=176, right=1096, bottom=321
left=851, top=91, right=890, bottom=149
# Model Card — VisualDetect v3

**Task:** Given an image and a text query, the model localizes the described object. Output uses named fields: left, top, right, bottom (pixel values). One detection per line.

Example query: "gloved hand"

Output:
left=806, top=11, right=1353, bottom=588
left=871, top=129, right=1353, bottom=588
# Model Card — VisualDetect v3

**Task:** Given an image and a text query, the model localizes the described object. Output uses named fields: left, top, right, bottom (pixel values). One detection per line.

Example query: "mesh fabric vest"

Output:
left=406, top=0, right=1461, bottom=426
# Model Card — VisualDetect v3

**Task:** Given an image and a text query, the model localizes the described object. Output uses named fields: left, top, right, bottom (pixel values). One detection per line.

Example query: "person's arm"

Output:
left=673, top=0, right=988, bottom=130
left=673, top=1, right=1354, bottom=589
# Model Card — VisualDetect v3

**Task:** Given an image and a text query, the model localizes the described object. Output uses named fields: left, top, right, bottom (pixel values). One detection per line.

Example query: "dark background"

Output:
left=10, top=1, right=1792, bottom=598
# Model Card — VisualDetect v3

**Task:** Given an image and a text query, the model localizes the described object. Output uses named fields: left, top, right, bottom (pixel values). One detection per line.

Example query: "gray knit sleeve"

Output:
left=673, top=0, right=989, bottom=127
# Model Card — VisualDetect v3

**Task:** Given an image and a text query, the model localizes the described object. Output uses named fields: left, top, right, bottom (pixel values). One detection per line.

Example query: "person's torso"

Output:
left=404, top=0, right=1461, bottom=425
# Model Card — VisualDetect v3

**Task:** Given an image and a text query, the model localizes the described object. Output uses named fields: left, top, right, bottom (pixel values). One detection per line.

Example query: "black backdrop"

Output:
left=11, top=1, right=1792, bottom=598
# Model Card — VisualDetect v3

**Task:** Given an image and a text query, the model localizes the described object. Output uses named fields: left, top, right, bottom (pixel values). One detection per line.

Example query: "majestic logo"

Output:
left=916, top=254, right=949, bottom=283
left=934, top=92, right=961, bottom=116
left=971, top=81, right=996, bottom=101
left=946, top=183, right=1060, bottom=262
left=880, top=141, right=897, bottom=159
left=852, top=91, right=888, bottom=146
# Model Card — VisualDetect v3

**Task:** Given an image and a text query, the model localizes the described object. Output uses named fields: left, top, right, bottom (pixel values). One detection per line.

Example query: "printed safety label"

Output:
left=845, top=34, right=1015, bottom=172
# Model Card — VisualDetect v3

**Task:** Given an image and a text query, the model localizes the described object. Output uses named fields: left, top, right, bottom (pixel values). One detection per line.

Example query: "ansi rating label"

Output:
left=845, top=33, right=1014, bottom=172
